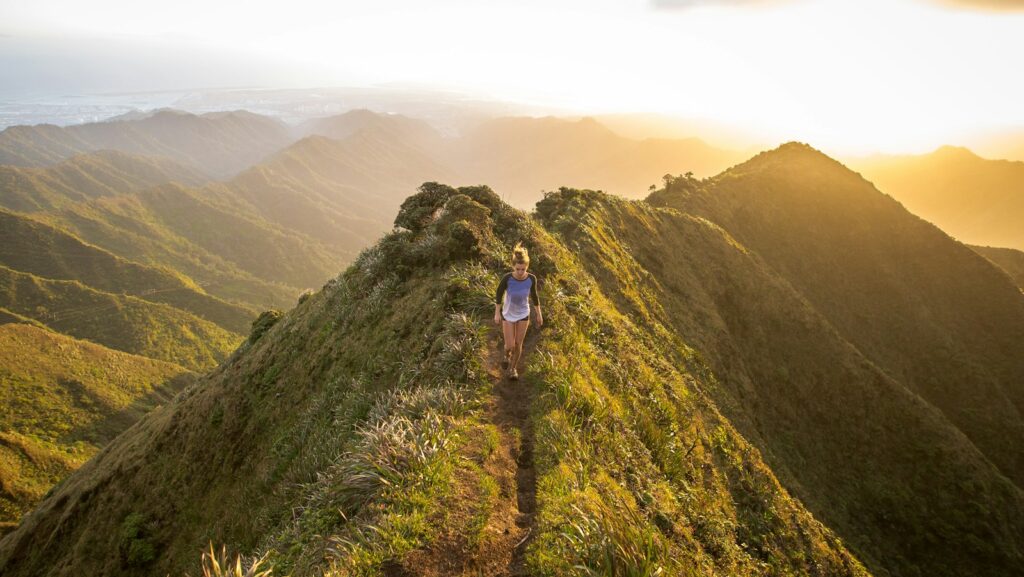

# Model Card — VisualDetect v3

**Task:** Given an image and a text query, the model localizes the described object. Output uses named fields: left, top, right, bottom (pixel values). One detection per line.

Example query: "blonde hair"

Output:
left=512, top=242, right=530, bottom=265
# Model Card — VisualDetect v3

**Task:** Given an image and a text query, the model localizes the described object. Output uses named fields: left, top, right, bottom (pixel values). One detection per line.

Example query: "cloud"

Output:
left=924, top=0, right=1024, bottom=10
left=651, top=0, right=1024, bottom=10
left=651, top=0, right=795, bottom=8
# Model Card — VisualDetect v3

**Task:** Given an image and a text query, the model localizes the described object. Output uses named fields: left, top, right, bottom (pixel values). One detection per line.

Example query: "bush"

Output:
left=249, top=310, right=283, bottom=344
left=394, top=182, right=457, bottom=232
left=119, top=512, right=157, bottom=567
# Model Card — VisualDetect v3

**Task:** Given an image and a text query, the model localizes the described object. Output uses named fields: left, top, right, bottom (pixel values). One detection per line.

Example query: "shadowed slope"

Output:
left=541, top=186, right=1024, bottom=577
left=971, top=244, right=1024, bottom=290
left=650, top=143, right=1024, bottom=488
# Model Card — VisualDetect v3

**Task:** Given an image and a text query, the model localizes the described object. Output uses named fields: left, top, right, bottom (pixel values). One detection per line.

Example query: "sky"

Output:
left=1, top=0, right=1023, bottom=155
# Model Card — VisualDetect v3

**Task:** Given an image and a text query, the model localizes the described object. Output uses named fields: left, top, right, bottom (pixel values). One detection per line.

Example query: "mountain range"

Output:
left=849, top=145, right=1024, bottom=250
left=0, top=143, right=1021, bottom=577
left=1, top=106, right=1023, bottom=575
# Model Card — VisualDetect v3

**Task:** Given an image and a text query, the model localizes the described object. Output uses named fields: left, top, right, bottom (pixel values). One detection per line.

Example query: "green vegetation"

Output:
left=0, top=151, right=345, bottom=309
left=120, top=512, right=158, bottom=566
left=0, top=323, right=191, bottom=525
left=0, top=208, right=255, bottom=333
left=0, top=264, right=241, bottom=370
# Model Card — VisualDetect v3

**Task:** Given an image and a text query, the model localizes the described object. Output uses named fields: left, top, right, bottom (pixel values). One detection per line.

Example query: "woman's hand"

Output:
left=535, top=313, right=544, bottom=328
left=494, top=313, right=501, bottom=326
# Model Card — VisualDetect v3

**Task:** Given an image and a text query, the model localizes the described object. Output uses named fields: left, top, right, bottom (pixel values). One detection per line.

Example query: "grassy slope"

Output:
left=0, top=323, right=192, bottom=527
left=539, top=187, right=1024, bottom=577
left=848, top=146, right=1024, bottom=250
left=971, top=244, right=1024, bottom=290
left=0, top=150, right=303, bottom=308
left=650, top=143, right=1024, bottom=489
left=0, top=184, right=868, bottom=577
left=0, top=149, right=208, bottom=213
left=0, top=264, right=241, bottom=371
left=0, top=208, right=255, bottom=333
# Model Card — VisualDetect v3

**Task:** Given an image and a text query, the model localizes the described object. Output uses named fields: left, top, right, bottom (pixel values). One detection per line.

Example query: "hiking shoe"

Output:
left=510, top=367, right=519, bottom=381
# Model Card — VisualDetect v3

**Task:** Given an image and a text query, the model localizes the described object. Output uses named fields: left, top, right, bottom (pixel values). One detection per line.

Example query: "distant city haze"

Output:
left=1, top=0, right=1023, bottom=157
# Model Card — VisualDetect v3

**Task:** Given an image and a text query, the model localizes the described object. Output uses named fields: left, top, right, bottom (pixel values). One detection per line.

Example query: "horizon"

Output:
left=2, top=0, right=1024, bottom=157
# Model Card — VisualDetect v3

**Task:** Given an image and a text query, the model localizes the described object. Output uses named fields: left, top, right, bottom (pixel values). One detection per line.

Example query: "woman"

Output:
left=493, top=243, right=543, bottom=380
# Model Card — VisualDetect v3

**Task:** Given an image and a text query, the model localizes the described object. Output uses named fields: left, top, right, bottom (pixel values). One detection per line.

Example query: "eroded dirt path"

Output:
left=485, top=329, right=539, bottom=576
left=395, top=329, right=539, bottom=577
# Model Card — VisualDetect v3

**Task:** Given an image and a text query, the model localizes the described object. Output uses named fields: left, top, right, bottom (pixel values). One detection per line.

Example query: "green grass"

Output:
left=0, top=323, right=191, bottom=524
left=0, top=263, right=242, bottom=370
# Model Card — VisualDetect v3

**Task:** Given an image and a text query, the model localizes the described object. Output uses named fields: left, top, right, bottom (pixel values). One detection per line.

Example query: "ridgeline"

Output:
left=1, top=144, right=1022, bottom=577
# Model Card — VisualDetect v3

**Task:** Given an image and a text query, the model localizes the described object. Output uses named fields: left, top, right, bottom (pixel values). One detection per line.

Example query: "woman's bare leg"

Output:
left=502, top=319, right=515, bottom=368
left=511, top=318, right=530, bottom=370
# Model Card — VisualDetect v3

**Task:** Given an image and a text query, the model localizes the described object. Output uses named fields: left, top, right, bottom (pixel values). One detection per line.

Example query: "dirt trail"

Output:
left=486, top=329, right=540, bottom=576
left=395, top=329, right=540, bottom=577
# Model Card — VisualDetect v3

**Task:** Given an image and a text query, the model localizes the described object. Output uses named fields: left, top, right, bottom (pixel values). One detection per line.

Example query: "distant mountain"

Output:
left=847, top=145, right=1024, bottom=249
left=0, top=151, right=345, bottom=308
left=298, top=111, right=750, bottom=210
left=297, top=108, right=443, bottom=150
left=223, top=130, right=457, bottom=251
left=0, top=149, right=208, bottom=212
left=454, top=116, right=746, bottom=207
left=0, top=264, right=241, bottom=370
left=971, top=244, right=1024, bottom=289
left=0, top=110, right=292, bottom=177
left=593, top=111, right=768, bottom=152
left=0, top=322, right=192, bottom=529
left=0, top=209, right=254, bottom=333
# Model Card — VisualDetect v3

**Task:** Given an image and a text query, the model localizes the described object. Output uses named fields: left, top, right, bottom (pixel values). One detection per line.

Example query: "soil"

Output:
left=396, top=328, right=540, bottom=576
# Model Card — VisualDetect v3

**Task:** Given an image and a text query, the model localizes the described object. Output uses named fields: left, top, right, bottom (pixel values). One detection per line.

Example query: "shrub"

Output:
left=249, top=310, right=283, bottom=344
left=119, top=512, right=157, bottom=567
left=394, top=182, right=457, bottom=232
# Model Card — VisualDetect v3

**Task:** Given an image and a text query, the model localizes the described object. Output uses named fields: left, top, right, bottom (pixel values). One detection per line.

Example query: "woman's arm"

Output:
left=531, top=274, right=543, bottom=327
left=494, top=274, right=509, bottom=325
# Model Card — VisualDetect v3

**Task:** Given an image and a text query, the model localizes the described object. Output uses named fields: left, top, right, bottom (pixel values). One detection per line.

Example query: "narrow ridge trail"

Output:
left=486, top=328, right=540, bottom=576
left=395, top=328, right=540, bottom=576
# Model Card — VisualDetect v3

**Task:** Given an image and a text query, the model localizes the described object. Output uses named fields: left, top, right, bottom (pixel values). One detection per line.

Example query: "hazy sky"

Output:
left=2, top=0, right=1022, bottom=153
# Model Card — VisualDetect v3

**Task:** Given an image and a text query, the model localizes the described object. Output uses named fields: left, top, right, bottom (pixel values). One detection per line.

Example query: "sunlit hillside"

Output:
left=849, top=146, right=1024, bottom=250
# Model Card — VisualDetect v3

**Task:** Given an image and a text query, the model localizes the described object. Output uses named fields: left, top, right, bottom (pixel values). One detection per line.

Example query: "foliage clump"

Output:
left=248, top=309, right=283, bottom=344
left=119, top=512, right=158, bottom=567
